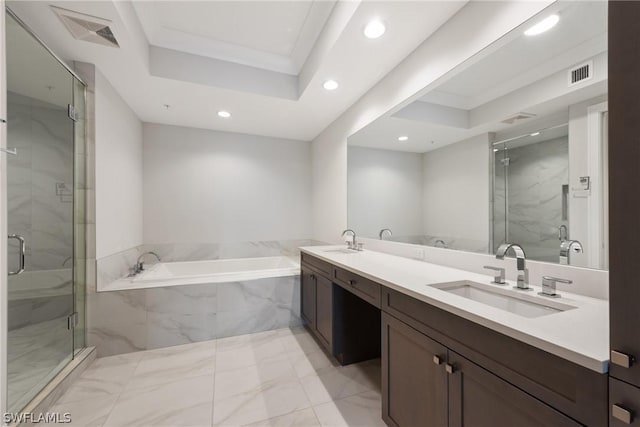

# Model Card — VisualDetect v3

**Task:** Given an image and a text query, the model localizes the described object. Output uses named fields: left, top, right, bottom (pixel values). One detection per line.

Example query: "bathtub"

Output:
left=103, top=256, right=300, bottom=291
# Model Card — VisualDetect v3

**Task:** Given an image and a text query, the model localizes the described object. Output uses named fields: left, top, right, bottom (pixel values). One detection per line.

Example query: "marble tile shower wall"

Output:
left=494, top=137, right=569, bottom=263
left=6, top=91, right=76, bottom=330
left=96, top=239, right=323, bottom=289
left=87, top=275, right=301, bottom=357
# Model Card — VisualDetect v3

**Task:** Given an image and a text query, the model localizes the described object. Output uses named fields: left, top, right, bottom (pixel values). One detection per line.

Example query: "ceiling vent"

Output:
left=569, top=61, right=592, bottom=86
left=501, top=112, right=537, bottom=125
left=51, top=6, right=119, bottom=48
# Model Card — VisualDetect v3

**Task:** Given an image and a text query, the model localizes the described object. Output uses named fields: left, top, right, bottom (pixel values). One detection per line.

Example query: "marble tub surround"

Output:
left=49, top=327, right=383, bottom=427
left=88, top=275, right=301, bottom=357
left=96, top=239, right=324, bottom=290
left=301, top=245, right=608, bottom=372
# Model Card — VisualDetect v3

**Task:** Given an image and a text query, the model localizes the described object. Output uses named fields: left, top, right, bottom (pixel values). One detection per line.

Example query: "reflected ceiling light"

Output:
left=524, top=14, right=559, bottom=36
left=217, top=110, right=232, bottom=118
left=364, top=19, right=386, bottom=39
left=323, top=80, right=339, bottom=91
left=398, top=136, right=409, bottom=141
left=530, top=132, right=541, bottom=137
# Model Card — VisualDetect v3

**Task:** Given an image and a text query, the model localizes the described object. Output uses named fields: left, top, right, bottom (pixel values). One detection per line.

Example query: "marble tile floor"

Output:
left=46, top=327, right=385, bottom=427
left=8, top=316, right=72, bottom=413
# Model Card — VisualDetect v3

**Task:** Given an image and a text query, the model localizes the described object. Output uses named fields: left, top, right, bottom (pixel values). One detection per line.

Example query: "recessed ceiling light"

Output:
left=398, top=136, right=409, bottom=141
left=323, top=80, right=339, bottom=91
left=364, top=19, right=386, bottom=39
left=217, top=110, right=231, bottom=118
left=524, top=14, right=559, bottom=36
left=530, top=132, right=541, bottom=137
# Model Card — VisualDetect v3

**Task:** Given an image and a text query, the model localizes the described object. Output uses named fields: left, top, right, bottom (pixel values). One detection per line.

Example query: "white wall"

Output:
left=311, top=1, right=552, bottom=243
left=143, top=123, right=312, bottom=244
left=422, top=134, right=490, bottom=246
left=348, top=146, right=423, bottom=239
left=94, top=69, right=143, bottom=259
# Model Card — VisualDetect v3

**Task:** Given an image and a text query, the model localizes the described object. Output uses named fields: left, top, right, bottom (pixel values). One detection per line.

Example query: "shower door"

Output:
left=5, top=10, right=78, bottom=412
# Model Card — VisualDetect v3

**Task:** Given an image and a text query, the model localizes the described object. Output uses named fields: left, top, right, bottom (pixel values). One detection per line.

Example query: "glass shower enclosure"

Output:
left=4, top=8, right=86, bottom=413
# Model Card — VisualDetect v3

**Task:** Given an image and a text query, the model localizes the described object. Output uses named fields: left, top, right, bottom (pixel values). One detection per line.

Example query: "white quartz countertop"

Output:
left=300, top=245, right=609, bottom=373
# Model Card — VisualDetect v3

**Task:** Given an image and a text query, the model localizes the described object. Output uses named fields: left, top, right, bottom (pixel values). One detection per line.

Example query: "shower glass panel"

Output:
left=5, top=10, right=82, bottom=412
left=492, top=125, right=570, bottom=263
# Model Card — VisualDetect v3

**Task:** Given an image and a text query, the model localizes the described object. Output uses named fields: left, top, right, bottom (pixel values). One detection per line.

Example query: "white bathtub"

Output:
left=103, top=256, right=300, bottom=291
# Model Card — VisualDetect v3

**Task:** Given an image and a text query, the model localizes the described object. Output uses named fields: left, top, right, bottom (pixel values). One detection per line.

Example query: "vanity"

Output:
left=300, top=246, right=608, bottom=427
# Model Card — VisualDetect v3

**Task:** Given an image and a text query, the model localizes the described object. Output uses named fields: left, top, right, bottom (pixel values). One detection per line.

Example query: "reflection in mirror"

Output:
left=347, top=1, right=608, bottom=270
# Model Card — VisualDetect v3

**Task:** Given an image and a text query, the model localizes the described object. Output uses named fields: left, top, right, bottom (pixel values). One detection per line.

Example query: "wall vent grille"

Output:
left=569, top=61, right=592, bottom=86
left=51, top=6, right=119, bottom=48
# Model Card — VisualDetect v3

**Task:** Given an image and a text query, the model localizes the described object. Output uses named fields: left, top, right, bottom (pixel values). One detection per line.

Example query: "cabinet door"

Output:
left=300, top=267, right=316, bottom=330
left=382, top=313, right=448, bottom=427
left=447, top=351, right=581, bottom=427
left=315, top=274, right=333, bottom=349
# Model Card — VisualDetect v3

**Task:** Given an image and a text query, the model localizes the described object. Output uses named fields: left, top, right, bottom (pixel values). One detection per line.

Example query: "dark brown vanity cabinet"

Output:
left=382, top=313, right=581, bottom=427
left=300, top=267, right=316, bottom=330
left=300, top=265, right=332, bottom=350
left=382, top=313, right=448, bottom=427
left=609, top=1, right=640, bottom=423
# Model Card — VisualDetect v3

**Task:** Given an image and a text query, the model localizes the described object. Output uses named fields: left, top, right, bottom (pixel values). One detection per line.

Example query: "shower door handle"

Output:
left=8, top=234, right=25, bottom=275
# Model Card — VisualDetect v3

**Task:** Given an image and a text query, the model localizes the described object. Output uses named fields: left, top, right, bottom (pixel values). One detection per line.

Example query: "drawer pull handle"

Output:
left=612, top=404, right=633, bottom=424
left=348, top=279, right=356, bottom=286
left=445, top=363, right=455, bottom=374
left=611, top=350, right=635, bottom=368
left=433, top=355, right=442, bottom=365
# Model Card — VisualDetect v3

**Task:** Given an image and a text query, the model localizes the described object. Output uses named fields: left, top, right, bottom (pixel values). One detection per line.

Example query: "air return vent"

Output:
left=501, top=112, right=537, bottom=125
left=569, top=61, right=592, bottom=86
left=51, top=6, right=119, bottom=48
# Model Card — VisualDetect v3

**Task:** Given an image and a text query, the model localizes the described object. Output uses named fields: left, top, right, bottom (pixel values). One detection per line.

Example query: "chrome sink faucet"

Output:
left=133, top=251, right=161, bottom=274
left=559, top=240, right=583, bottom=265
left=495, top=243, right=530, bottom=291
left=342, top=229, right=362, bottom=251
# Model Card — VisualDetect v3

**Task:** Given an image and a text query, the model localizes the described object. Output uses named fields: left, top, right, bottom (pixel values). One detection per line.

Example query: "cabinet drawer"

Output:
left=610, top=378, right=640, bottom=426
left=333, top=266, right=381, bottom=307
left=300, top=253, right=332, bottom=277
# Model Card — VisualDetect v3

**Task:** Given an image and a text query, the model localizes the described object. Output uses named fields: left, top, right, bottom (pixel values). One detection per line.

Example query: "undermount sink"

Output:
left=323, top=248, right=358, bottom=254
left=430, top=281, right=577, bottom=318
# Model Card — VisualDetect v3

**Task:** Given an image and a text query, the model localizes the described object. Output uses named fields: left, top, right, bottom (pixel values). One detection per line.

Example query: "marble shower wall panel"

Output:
left=88, top=275, right=300, bottom=357
left=7, top=92, right=75, bottom=273
left=501, top=137, right=569, bottom=263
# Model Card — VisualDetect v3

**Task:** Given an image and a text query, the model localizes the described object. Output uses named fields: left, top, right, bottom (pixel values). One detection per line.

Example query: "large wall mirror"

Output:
left=347, top=1, right=608, bottom=270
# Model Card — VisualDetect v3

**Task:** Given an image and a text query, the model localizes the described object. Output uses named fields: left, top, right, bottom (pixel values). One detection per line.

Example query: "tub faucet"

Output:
left=559, top=240, right=583, bottom=265
left=379, top=228, right=392, bottom=240
left=134, top=251, right=161, bottom=274
left=495, top=243, right=530, bottom=291
left=342, top=229, right=357, bottom=250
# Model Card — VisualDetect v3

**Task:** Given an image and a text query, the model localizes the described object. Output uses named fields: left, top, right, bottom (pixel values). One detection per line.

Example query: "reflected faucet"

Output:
left=559, top=240, right=583, bottom=265
left=495, top=243, right=530, bottom=291
left=134, top=251, right=161, bottom=274
left=379, top=228, right=392, bottom=241
left=434, top=239, right=447, bottom=248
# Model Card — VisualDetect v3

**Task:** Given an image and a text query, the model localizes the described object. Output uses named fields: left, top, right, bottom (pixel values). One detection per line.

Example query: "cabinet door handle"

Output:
left=310, top=274, right=316, bottom=280
left=445, top=363, right=455, bottom=374
left=611, top=350, right=635, bottom=368
left=612, top=404, right=633, bottom=424
left=432, top=355, right=442, bottom=365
